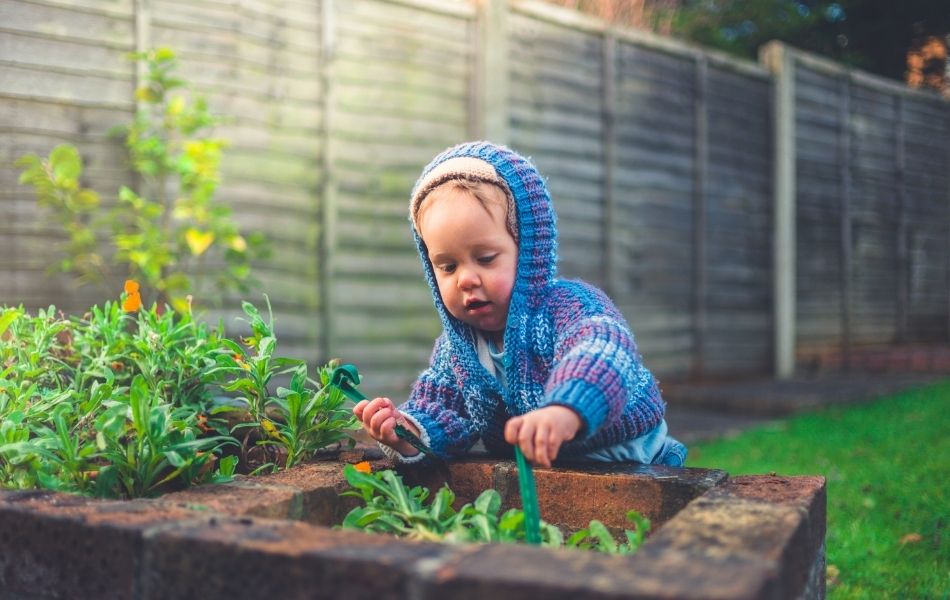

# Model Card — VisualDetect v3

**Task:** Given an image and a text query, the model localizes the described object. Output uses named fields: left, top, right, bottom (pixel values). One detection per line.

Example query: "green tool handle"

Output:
left=329, top=364, right=437, bottom=458
left=394, top=423, right=435, bottom=457
left=514, top=445, right=542, bottom=544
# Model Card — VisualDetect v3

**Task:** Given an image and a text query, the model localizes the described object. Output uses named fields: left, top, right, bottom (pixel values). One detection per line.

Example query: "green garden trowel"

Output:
left=328, top=363, right=436, bottom=458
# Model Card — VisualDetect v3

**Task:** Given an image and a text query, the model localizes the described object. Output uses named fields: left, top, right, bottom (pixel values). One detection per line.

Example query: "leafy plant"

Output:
left=15, top=47, right=266, bottom=311
left=340, top=464, right=651, bottom=554
left=209, top=299, right=357, bottom=472
left=0, top=291, right=357, bottom=498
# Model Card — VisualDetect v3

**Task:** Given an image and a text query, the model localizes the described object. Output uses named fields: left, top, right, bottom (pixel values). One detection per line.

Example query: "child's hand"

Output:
left=504, top=405, right=581, bottom=468
left=353, top=397, right=420, bottom=456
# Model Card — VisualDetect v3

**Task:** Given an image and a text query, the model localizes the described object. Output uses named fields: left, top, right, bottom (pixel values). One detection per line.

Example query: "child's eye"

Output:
left=477, top=254, right=497, bottom=265
left=437, top=263, right=456, bottom=274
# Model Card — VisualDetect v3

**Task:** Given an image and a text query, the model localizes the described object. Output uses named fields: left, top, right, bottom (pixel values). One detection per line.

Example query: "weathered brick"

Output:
left=257, top=460, right=384, bottom=525
left=495, top=463, right=727, bottom=531
left=0, top=461, right=826, bottom=600
left=159, top=478, right=301, bottom=520
left=643, top=474, right=827, bottom=600
left=140, top=516, right=450, bottom=600
left=402, top=458, right=498, bottom=509
left=411, top=537, right=774, bottom=600
left=0, top=491, right=200, bottom=600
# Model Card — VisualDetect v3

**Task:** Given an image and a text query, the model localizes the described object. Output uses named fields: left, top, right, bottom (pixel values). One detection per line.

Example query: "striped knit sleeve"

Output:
left=543, top=282, right=664, bottom=440
left=397, top=334, right=479, bottom=459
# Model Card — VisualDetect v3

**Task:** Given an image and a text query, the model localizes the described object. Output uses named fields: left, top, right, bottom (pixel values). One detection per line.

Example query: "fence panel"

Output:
left=0, top=0, right=135, bottom=311
left=3, top=2, right=949, bottom=388
left=848, top=83, right=900, bottom=344
left=703, top=65, right=772, bottom=374
left=508, top=9, right=606, bottom=289
left=149, top=0, right=325, bottom=361
left=611, top=41, right=697, bottom=374
left=903, top=95, right=950, bottom=340
left=788, top=48, right=950, bottom=364
left=327, top=0, right=474, bottom=396
left=793, top=64, right=846, bottom=352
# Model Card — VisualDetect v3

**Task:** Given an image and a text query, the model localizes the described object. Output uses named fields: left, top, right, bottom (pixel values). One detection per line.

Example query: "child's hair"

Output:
left=410, top=156, right=519, bottom=243
left=415, top=179, right=519, bottom=243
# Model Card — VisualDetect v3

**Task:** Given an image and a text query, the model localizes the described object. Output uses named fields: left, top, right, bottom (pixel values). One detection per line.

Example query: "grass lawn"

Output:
left=686, top=380, right=949, bottom=599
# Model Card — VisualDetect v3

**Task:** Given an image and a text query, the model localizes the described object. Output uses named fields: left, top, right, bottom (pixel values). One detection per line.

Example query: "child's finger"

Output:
left=548, top=430, right=563, bottom=465
left=517, top=420, right=538, bottom=463
left=369, top=406, right=395, bottom=435
left=533, top=423, right=551, bottom=468
left=352, top=399, right=369, bottom=419
left=504, top=416, right=523, bottom=446
left=362, top=398, right=392, bottom=422
left=378, top=415, right=399, bottom=444
left=359, top=400, right=382, bottom=425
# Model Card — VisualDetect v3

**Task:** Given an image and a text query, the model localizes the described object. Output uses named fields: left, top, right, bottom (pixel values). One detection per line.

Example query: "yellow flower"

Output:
left=185, top=228, right=215, bottom=256
left=261, top=419, right=286, bottom=442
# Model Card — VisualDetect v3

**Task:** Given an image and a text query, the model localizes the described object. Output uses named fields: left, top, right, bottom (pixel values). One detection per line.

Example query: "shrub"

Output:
left=15, top=48, right=266, bottom=312
left=0, top=291, right=357, bottom=498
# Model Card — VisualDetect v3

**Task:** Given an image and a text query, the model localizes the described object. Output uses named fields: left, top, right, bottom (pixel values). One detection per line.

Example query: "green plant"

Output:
left=340, top=464, right=651, bottom=554
left=0, top=300, right=234, bottom=497
left=210, top=300, right=357, bottom=472
left=15, top=47, right=266, bottom=312
left=0, top=294, right=357, bottom=498
left=92, top=374, right=235, bottom=498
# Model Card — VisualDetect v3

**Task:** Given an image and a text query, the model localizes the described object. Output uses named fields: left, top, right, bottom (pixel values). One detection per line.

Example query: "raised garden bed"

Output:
left=0, top=451, right=826, bottom=600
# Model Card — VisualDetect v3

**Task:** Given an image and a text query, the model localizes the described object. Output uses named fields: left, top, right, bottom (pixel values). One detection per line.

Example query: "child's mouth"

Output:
left=465, top=300, right=490, bottom=312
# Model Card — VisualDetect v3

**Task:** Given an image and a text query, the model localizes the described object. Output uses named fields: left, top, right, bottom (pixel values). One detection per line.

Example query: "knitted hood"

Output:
left=409, top=141, right=558, bottom=349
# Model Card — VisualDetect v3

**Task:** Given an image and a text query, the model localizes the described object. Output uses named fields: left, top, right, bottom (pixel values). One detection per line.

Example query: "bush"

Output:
left=0, top=290, right=357, bottom=498
left=15, top=48, right=266, bottom=312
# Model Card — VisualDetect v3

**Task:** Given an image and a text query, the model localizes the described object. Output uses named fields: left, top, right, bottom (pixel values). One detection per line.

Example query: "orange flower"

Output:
left=352, top=461, right=372, bottom=474
left=196, top=414, right=214, bottom=434
left=122, top=279, right=142, bottom=312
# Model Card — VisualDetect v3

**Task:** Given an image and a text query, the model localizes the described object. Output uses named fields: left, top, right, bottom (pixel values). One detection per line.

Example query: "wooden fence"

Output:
left=2, top=0, right=948, bottom=397
left=763, top=43, right=950, bottom=375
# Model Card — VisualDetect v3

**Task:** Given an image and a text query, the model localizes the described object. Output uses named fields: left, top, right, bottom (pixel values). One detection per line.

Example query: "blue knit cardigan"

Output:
left=399, top=141, right=665, bottom=459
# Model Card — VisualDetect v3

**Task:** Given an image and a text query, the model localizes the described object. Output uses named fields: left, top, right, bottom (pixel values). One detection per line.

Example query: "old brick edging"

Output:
left=0, top=457, right=825, bottom=600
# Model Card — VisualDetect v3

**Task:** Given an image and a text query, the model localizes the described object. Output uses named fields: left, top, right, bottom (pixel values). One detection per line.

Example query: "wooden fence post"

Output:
left=895, top=95, right=908, bottom=343
left=838, top=75, right=852, bottom=368
left=476, top=0, right=510, bottom=144
left=692, top=55, right=709, bottom=379
left=319, top=0, right=337, bottom=361
left=134, top=0, right=150, bottom=95
left=760, top=42, right=797, bottom=379
left=602, top=29, right=617, bottom=298
left=134, top=0, right=150, bottom=199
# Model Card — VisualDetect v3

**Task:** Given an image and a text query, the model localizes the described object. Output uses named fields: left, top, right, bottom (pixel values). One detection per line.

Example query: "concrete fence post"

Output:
left=760, top=42, right=797, bottom=379
left=476, top=0, right=510, bottom=145
left=319, top=0, right=338, bottom=361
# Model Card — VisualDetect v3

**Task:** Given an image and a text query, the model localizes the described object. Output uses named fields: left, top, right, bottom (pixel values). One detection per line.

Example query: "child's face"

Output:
left=418, top=188, right=517, bottom=344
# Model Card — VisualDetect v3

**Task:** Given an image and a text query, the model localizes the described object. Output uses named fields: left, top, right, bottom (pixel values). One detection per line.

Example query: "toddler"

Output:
left=354, top=141, right=686, bottom=468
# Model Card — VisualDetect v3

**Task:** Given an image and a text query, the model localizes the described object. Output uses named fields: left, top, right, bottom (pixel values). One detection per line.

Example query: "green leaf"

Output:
left=49, top=144, right=82, bottom=182
left=587, top=520, right=617, bottom=553
left=473, top=489, right=501, bottom=517
left=74, top=189, right=100, bottom=210
left=0, top=307, right=23, bottom=337
left=164, top=450, right=186, bottom=468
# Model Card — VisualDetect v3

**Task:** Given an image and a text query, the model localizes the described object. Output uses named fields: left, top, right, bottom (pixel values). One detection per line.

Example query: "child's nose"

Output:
left=457, top=266, right=479, bottom=289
